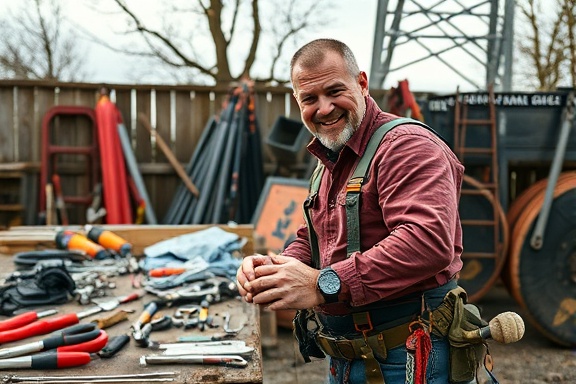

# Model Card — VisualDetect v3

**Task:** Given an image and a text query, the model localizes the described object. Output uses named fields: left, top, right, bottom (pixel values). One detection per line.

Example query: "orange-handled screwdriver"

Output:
left=86, top=226, right=132, bottom=257
left=148, top=268, right=187, bottom=278
left=55, top=230, right=108, bottom=259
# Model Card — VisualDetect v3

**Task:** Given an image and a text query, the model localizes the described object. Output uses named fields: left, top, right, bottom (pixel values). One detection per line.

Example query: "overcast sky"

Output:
left=3, top=0, right=499, bottom=93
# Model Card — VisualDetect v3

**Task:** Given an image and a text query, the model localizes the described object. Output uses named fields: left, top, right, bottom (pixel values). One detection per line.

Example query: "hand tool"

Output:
left=177, top=333, right=233, bottom=342
left=131, top=301, right=160, bottom=333
left=3, top=371, right=176, bottom=383
left=97, top=334, right=130, bottom=358
left=0, top=310, right=57, bottom=332
left=147, top=256, right=210, bottom=278
left=0, top=351, right=91, bottom=370
left=134, top=315, right=174, bottom=348
left=86, top=183, right=107, bottom=224
left=0, top=292, right=141, bottom=344
left=90, top=309, right=133, bottom=329
left=85, top=226, right=140, bottom=273
left=85, top=226, right=132, bottom=257
left=55, top=230, right=109, bottom=260
left=0, top=323, right=107, bottom=359
left=222, top=312, right=245, bottom=335
left=157, top=341, right=254, bottom=357
left=140, top=354, right=247, bottom=368
left=51, top=174, right=69, bottom=226
left=198, top=299, right=210, bottom=331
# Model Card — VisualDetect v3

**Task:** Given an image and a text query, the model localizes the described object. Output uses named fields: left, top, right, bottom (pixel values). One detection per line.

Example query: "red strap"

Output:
left=406, top=327, right=432, bottom=384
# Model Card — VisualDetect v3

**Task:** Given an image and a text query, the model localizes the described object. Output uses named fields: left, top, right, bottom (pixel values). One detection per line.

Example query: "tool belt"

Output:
left=315, top=320, right=411, bottom=361
left=295, top=285, right=490, bottom=383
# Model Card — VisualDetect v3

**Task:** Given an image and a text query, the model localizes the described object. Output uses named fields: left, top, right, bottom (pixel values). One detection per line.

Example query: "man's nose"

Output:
left=316, top=96, right=334, bottom=116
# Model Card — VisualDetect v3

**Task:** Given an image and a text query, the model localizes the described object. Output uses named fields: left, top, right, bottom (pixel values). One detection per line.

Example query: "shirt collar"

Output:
left=307, top=96, right=389, bottom=164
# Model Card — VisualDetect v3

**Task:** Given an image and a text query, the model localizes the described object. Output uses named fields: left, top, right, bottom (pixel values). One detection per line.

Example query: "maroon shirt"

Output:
left=283, top=96, right=464, bottom=315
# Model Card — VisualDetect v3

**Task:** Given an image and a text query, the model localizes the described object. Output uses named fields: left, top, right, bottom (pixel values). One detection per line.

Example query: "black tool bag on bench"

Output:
left=0, top=263, right=76, bottom=316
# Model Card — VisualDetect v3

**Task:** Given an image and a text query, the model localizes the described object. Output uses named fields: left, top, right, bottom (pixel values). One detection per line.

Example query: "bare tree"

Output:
left=516, top=0, right=576, bottom=90
left=83, top=0, right=329, bottom=86
left=0, top=0, right=87, bottom=81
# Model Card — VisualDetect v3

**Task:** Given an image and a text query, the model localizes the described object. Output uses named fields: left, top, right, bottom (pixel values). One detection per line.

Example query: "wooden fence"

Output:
left=0, top=80, right=389, bottom=226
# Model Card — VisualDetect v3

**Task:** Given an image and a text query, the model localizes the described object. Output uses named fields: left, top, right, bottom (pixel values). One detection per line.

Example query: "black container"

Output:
left=265, top=116, right=311, bottom=163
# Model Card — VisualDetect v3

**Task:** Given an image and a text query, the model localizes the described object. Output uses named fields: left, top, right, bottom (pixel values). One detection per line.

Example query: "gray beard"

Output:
left=317, top=122, right=355, bottom=152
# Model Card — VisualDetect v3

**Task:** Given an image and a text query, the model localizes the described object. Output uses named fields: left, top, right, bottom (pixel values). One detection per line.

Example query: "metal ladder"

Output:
left=454, top=85, right=502, bottom=264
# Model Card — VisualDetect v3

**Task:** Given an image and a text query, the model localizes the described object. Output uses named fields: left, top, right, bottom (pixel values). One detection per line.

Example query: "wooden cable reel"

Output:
left=458, top=174, right=508, bottom=302
left=504, top=171, right=576, bottom=346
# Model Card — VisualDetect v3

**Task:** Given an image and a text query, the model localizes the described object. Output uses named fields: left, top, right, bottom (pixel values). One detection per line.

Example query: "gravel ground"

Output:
left=261, top=283, right=576, bottom=384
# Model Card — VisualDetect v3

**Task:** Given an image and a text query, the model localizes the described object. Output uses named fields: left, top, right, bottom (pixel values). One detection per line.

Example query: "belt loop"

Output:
left=353, top=311, right=373, bottom=333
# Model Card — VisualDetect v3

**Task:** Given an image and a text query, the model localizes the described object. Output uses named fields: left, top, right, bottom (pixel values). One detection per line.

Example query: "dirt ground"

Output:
left=261, top=283, right=576, bottom=384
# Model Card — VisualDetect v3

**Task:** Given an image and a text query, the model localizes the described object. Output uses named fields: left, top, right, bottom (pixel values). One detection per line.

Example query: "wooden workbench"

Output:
left=0, top=225, right=263, bottom=384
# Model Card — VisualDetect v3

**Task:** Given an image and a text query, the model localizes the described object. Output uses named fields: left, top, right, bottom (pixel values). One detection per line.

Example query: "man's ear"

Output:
left=359, top=71, right=369, bottom=96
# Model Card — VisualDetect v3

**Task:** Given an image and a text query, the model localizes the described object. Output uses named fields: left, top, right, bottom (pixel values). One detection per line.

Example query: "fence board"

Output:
left=135, top=90, right=153, bottom=163
left=15, top=87, right=35, bottom=162
left=0, top=80, right=318, bottom=225
left=0, top=88, right=14, bottom=162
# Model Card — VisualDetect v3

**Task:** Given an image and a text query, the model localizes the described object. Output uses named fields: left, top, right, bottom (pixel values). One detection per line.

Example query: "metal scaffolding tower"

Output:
left=370, top=0, right=515, bottom=91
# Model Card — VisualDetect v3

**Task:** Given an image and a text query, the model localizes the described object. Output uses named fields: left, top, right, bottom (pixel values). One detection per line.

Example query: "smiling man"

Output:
left=237, top=39, right=475, bottom=384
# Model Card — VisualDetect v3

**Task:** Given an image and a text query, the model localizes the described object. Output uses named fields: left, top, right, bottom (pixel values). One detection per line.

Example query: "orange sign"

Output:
left=252, top=177, right=310, bottom=254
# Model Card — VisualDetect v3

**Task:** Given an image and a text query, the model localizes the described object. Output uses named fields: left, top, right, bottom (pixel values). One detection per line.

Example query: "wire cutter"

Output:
left=0, top=323, right=108, bottom=370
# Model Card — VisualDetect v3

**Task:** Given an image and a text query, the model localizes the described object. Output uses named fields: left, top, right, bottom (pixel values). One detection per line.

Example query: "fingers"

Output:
left=236, top=254, right=274, bottom=303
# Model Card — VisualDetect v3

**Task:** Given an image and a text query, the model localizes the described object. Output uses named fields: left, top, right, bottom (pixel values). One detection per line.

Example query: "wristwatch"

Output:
left=316, top=267, right=341, bottom=303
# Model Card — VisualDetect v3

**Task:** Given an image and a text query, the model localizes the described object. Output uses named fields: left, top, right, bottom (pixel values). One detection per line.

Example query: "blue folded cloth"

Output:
left=141, top=227, right=243, bottom=283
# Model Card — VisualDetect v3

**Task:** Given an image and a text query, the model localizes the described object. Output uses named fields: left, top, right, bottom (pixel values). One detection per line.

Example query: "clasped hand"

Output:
left=236, top=254, right=322, bottom=310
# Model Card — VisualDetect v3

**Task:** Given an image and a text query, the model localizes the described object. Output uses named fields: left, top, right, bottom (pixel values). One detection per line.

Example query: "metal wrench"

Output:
left=2, top=371, right=176, bottom=383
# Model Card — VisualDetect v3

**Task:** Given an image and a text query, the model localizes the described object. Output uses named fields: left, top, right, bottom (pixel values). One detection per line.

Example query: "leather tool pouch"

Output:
left=435, top=287, right=489, bottom=383
left=0, top=264, right=76, bottom=316
left=293, top=308, right=325, bottom=362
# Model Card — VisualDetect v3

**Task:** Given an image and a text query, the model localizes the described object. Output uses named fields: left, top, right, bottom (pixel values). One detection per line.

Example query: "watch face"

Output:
left=319, top=269, right=341, bottom=295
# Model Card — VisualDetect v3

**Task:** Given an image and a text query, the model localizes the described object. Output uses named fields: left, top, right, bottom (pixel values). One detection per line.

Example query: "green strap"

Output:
left=346, top=117, right=424, bottom=256
left=303, top=160, right=325, bottom=269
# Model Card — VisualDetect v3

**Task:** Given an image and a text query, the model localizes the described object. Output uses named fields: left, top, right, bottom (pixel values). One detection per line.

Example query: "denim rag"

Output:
left=141, top=227, right=243, bottom=280
left=144, top=226, right=242, bottom=261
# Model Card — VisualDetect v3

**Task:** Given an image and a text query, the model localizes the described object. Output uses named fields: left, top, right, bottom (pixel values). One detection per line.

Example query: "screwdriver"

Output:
left=55, top=230, right=109, bottom=259
left=0, top=309, right=57, bottom=332
left=86, top=225, right=139, bottom=272
left=86, top=226, right=132, bottom=257
left=198, top=300, right=210, bottom=332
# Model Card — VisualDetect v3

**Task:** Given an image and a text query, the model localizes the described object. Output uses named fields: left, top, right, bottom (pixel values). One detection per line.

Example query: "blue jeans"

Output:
left=326, top=334, right=453, bottom=383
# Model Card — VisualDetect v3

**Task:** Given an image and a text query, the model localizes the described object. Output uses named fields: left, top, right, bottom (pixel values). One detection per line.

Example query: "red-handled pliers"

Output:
left=0, top=313, right=82, bottom=344
left=0, top=309, right=58, bottom=332
left=0, top=351, right=91, bottom=370
left=0, top=323, right=108, bottom=359
left=0, top=323, right=108, bottom=370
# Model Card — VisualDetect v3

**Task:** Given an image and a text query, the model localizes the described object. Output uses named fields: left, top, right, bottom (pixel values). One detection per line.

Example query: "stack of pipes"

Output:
left=163, top=83, right=264, bottom=225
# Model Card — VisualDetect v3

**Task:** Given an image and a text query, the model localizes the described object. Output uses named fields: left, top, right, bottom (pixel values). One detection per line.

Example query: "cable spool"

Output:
left=504, top=171, right=576, bottom=346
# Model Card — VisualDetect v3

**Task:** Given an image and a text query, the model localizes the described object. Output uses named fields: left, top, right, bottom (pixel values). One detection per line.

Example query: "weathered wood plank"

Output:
left=0, top=224, right=255, bottom=256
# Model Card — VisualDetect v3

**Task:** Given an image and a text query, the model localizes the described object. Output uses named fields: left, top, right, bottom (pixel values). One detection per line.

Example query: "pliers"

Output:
left=0, top=310, right=57, bottom=333
left=0, top=323, right=108, bottom=370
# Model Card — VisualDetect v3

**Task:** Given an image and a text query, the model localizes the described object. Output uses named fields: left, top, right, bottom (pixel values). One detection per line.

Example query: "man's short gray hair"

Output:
left=290, top=39, right=360, bottom=82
